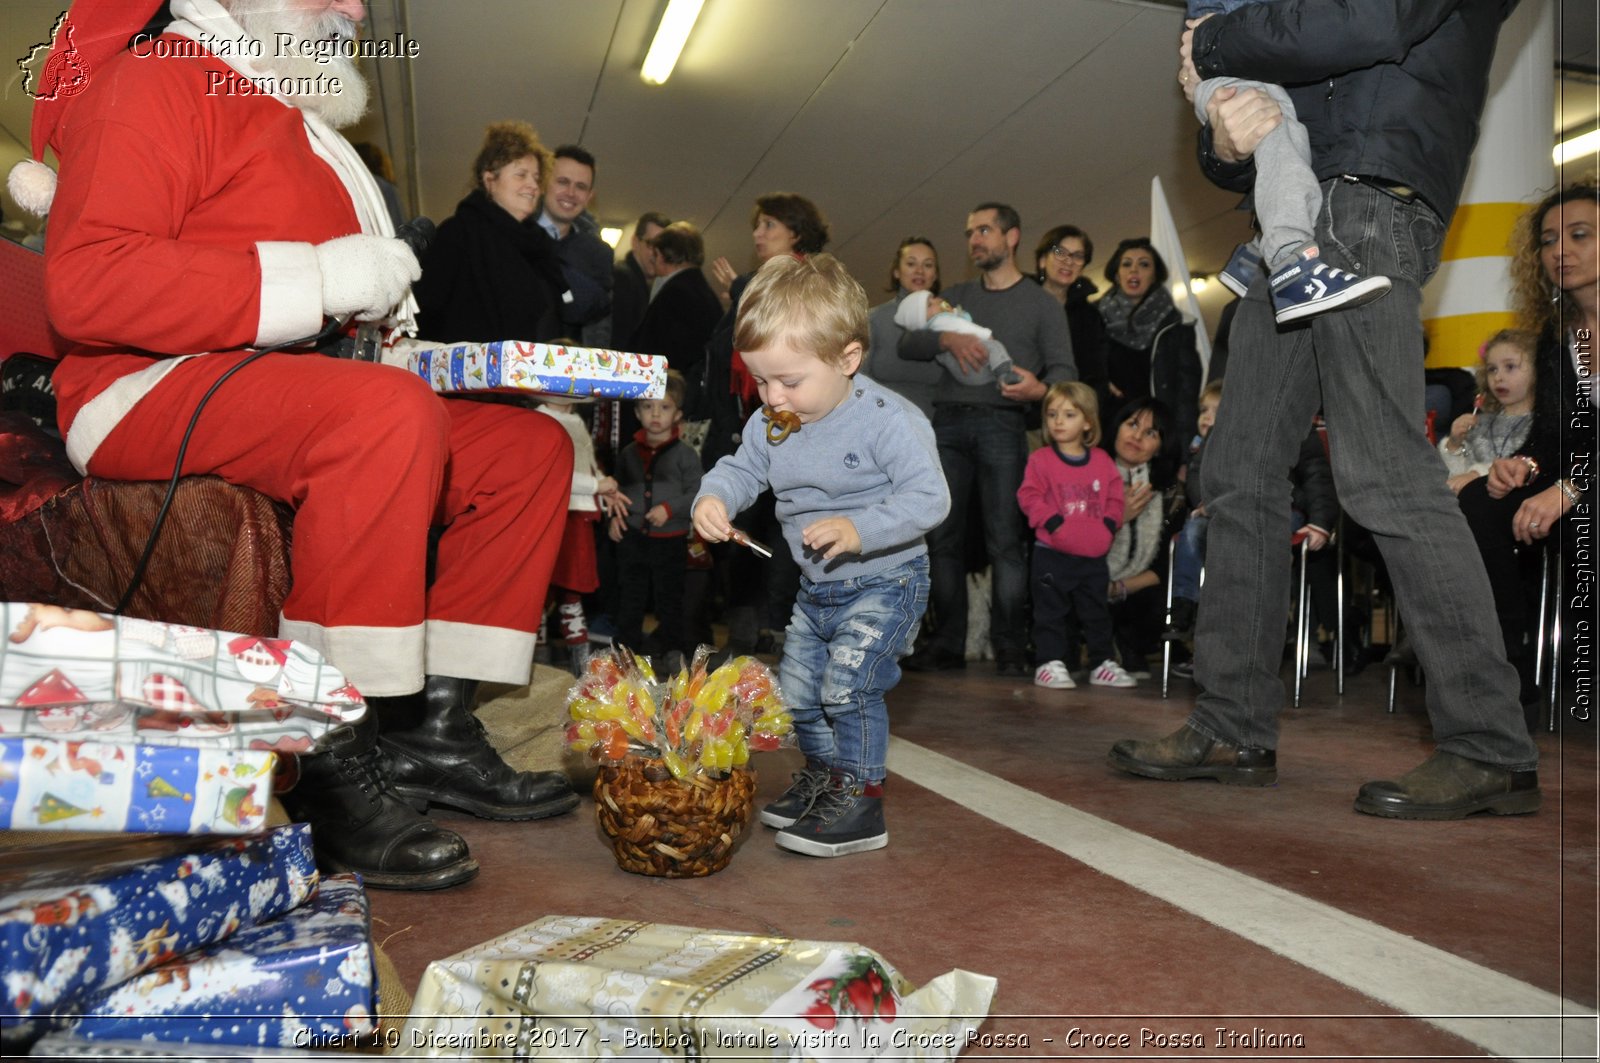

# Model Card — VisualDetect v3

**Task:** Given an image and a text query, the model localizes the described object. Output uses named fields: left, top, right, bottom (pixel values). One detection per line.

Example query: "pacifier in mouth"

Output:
left=764, top=406, right=801, bottom=445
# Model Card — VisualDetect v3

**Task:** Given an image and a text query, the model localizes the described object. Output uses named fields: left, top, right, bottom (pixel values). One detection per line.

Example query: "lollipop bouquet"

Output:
left=566, top=647, right=793, bottom=876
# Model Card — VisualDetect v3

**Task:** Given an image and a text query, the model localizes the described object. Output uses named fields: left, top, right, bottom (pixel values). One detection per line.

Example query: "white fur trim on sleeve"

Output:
left=255, top=241, right=323, bottom=347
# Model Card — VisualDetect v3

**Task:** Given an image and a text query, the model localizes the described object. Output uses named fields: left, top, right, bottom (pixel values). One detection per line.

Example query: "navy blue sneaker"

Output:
left=1269, top=246, right=1391, bottom=324
left=759, top=761, right=830, bottom=828
left=1219, top=242, right=1263, bottom=298
left=775, top=773, right=887, bottom=857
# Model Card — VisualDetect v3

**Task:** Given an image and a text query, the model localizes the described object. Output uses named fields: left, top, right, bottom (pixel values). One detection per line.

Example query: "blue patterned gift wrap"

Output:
left=408, top=340, right=668, bottom=399
left=0, top=825, right=318, bottom=1019
left=66, top=874, right=375, bottom=1049
left=0, top=739, right=275, bottom=835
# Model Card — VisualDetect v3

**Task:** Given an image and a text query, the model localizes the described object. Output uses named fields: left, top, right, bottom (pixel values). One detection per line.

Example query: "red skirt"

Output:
left=549, top=509, right=600, bottom=593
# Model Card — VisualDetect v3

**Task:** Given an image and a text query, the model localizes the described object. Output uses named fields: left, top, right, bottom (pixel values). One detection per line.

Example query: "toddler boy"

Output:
left=611, top=370, right=702, bottom=663
left=1167, top=380, right=1223, bottom=637
left=693, top=254, right=950, bottom=857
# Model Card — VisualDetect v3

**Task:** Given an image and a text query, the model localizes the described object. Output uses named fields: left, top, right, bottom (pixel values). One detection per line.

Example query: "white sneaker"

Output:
left=1090, top=659, right=1138, bottom=688
left=1034, top=660, right=1076, bottom=689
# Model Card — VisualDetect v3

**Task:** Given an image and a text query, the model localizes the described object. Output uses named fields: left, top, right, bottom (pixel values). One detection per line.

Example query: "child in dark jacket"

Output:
left=610, top=370, right=702, bottom=660
left=1017, top=382, right=1129, bottom=689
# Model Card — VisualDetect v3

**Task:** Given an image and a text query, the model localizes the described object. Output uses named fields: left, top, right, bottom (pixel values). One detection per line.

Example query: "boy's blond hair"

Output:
left=1200, top=379, right=1224, bottom=406
left=639, top=368, right=687, bottom=411
left=1475, top=329, right=1536, bottom=413
left=1042, top=380, right=1101, bottom=447
left=733, top=254, right=869, bottom=368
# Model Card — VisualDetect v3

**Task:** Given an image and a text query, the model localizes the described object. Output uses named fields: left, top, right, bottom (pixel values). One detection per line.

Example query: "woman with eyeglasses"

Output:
left=1034, top=225, right=1110, bottom=418
left=1096, top=237, right=1203, bottom=446
left=864, top=237, right=947, bottom=420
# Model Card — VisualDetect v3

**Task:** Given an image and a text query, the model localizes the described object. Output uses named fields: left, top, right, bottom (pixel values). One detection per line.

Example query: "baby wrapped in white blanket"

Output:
left=894, top=290, right=1020, bottom=388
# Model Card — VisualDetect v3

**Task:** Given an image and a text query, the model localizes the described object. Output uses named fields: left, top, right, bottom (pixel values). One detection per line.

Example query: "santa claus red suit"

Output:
left=16, top=0, right=578, bottom=890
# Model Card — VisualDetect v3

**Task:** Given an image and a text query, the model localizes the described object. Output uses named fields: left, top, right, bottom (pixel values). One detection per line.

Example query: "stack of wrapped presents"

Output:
left=0, top=603, right=381, bottom=1056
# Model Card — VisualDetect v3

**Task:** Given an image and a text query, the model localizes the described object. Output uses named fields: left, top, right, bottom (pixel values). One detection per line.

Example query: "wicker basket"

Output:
left=593, top=757, right=756, bottom=877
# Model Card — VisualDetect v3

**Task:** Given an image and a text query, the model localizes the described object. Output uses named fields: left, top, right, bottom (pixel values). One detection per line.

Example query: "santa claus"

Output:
left=11, top=0, right=578, bottom=890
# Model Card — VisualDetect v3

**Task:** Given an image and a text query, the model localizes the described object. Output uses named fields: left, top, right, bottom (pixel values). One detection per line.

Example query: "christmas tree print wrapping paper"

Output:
left=0, top=824, right=317, bottom=1021
left=0, top=739, right=274, bottom=835
left=398, top=915, right=996, bottom=1060
left=62, top=873, right=374, bottom=1049
left=0, top=603, right=365, bottom=755
left=408, top=341, right=668, bottom=400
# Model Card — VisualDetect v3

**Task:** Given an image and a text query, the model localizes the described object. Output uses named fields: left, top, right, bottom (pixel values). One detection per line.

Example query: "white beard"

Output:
left=228, top=0, right=370, bottom=128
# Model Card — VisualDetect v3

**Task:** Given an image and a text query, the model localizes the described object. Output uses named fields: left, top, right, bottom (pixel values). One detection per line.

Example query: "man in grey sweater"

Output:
left=900, top=202, right=1077, bottom=676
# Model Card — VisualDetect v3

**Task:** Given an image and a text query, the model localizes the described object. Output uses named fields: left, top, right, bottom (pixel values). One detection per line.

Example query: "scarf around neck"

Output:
left=1098, top=283, right=1176, bottom=352
left=1107, top=460, right=1161, bottom=583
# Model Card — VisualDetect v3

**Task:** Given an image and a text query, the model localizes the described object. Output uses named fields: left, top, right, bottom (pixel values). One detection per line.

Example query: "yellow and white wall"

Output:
left=1421, top=1, right=1556, bottom=369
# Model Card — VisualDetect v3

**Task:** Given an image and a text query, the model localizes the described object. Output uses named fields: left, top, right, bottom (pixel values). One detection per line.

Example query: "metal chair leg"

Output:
left=1335, top=521, right=1346, bottom=695
left=1534, top=549, right=1550, bottom=689
left=1161, top=533, right=1177, bottom=700
left=1293, top=537, right=1309, bottom=708
left=1546, top=560, right=1562, bottom=734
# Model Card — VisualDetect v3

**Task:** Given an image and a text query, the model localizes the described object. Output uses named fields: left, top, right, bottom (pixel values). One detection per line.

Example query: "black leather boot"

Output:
left=379, top=675, right=580, bottom=821
left=283, top=712, right=478, bottom=891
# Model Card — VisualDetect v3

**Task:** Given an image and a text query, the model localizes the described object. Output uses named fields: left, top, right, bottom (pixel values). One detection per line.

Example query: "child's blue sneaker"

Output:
left=1269, top=245, right=1391, bottom=325
left=774, top=773, right=887, bottom=857
left=759, top=761, right=830, bottom=828
left=1219, top=242, right=1263, bottom=297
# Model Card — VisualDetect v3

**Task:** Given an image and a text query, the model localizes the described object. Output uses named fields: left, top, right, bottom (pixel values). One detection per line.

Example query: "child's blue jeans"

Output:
left=777, top=555, right=929, bottom=784
left=1173, top=513, right=1210, bottom=603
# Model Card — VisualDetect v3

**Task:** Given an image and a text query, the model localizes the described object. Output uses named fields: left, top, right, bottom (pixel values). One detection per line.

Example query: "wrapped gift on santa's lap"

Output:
left=406, top=340, right=667, bottom=400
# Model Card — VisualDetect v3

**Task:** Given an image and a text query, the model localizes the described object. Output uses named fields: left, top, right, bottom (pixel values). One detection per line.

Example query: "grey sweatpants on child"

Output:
left=1193, top=77, right=1319, bottom=270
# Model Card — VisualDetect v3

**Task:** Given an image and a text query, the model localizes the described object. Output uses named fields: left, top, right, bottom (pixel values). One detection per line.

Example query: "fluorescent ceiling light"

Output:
left=600, top=227, right=623, bottom=248
left=1554, top=128, right=1600, bottom=166
left=641, top=0, right=704, bottom=85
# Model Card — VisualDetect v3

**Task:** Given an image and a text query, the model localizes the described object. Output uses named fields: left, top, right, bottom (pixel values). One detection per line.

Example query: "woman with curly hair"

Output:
left=1457, top=181, right=1596, bottom=724
left=414, top=120, right=569, bottom=342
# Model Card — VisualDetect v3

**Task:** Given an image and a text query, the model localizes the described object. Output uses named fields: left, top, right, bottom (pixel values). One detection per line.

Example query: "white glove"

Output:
left=314, top=234, right=421, bottom=322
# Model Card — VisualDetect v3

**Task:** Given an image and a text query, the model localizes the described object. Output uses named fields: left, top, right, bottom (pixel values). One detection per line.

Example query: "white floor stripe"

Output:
left=888, top=737, right=1598, bottom=1063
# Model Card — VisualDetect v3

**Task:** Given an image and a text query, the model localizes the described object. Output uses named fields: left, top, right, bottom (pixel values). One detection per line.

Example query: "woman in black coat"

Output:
left=1034, top=224, right=1110, bottom=417
left=414, top=121, right=568, bottom=344
left=1096, top=237, right=1202, bottom=446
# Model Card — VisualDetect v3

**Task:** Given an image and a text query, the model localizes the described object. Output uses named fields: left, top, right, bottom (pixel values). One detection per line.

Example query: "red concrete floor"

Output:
left=367, top=658, right=1597, bottom=1060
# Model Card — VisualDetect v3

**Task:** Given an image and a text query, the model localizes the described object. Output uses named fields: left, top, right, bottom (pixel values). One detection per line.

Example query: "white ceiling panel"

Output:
left=0, top=0, right=1587, bottom=340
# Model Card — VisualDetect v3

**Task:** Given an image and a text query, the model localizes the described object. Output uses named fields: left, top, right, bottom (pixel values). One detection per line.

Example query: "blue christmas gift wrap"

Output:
left=66, top=874, right=375, bottom=1049
left=0, top=739, right=274, bottom=835
left=0, top=825, right=318, bottom=1019
left=408, top=340, right=668, bottom=399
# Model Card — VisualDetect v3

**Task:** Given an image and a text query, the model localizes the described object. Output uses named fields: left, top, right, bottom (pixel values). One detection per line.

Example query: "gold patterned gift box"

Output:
left=398, top=916, right=996, bottom=1060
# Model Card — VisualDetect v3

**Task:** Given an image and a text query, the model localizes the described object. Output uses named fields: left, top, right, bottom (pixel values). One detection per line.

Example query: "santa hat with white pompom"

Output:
left=7, top=0, right=167, bottom=216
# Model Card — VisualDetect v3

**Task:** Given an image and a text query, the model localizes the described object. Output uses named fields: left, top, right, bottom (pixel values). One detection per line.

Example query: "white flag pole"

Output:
left=1150, top=176, right=1213, bottom=382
